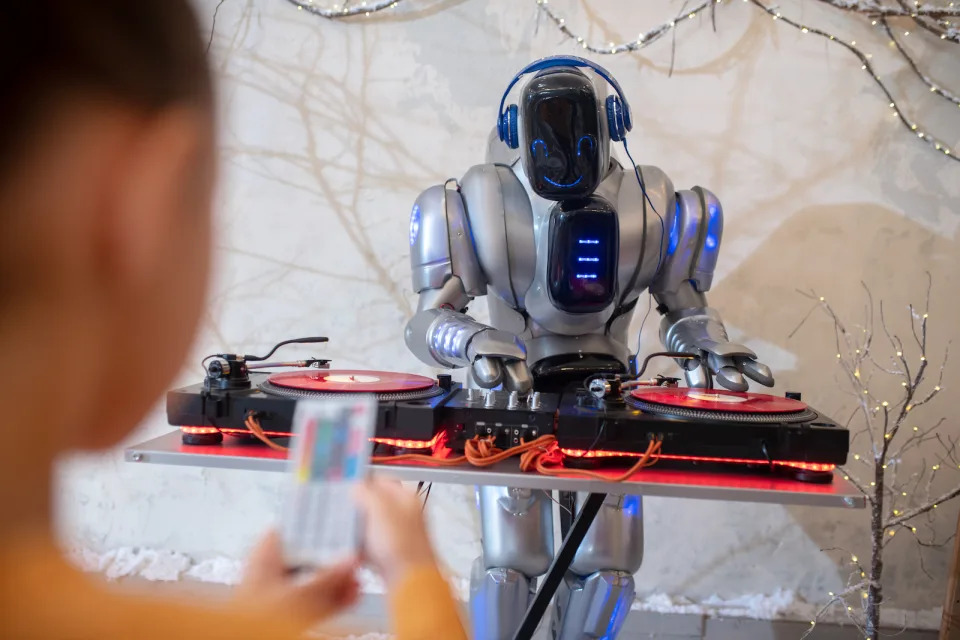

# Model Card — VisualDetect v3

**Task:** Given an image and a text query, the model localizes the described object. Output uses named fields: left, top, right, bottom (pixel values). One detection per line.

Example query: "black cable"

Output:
left=582, top=351, right=700, bottom=391
left=585, top=420, right=609, bottom=455
left=421, top=483, right=433, bottom=512
left=245, top=337, right=328, bottom=362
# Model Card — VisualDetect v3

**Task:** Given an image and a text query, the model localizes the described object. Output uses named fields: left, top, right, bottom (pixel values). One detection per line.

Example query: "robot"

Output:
left=404, top=56, right=774, bottom=639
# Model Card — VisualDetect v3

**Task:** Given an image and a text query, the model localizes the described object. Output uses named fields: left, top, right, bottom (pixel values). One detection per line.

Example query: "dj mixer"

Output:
left=168, top=338, right=848, bottom=482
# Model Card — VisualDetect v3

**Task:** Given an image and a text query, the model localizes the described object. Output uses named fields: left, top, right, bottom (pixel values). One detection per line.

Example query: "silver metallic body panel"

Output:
left=409, top=183, right=486, bottom=296
left=460, top=164, right=536, bottom=308
left=552, top=571, right=635, bottom=639
left=649, top=187, right=722, bottom=297
left=478, top=486, right=554, bottom=576
left=470, top=560, right=532, bottom=640
left=570, top=494, right=644, bottom=575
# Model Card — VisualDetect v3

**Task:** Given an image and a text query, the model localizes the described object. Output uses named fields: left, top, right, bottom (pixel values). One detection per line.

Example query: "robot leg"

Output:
left=470, top=486, right=554, bottom=640
left=551, top=494, right=643, bottom=640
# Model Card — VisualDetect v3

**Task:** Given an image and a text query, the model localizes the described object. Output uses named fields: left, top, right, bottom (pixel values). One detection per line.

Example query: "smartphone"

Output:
left=280, top=395, right=376, bottom=568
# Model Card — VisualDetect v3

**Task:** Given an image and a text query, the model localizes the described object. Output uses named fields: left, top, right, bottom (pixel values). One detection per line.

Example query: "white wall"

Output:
left=57, top=0, right=960, bottom=626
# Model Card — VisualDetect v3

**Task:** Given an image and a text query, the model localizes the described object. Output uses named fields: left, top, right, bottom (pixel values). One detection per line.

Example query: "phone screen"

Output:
left=280, top=396, right=376, bottom=567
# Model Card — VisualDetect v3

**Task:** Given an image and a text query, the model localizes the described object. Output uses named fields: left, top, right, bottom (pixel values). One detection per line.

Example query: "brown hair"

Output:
left=0, top=1, right=212, bottom=180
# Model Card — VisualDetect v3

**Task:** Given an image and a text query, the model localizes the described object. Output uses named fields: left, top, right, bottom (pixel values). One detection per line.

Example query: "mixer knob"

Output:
left=529, top=391, right=542, bottom=410
left=484, top=390, right=498, bottom=408
left=507, top=391, right=520, bottom=409
left=466, top=388, right=482, bottom=403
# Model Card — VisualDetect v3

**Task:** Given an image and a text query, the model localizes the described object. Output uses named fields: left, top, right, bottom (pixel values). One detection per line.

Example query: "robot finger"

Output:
left=502, top=359, right=533, bottom=394
left=715, top=367, right=748, bottom=392
left=683, top=362, right=713, bottom=389
left=472, top=357, right=503, bottom=389
left=707, top=353, right=748, bottom=391
left=737, top=357, right=775, bottom=387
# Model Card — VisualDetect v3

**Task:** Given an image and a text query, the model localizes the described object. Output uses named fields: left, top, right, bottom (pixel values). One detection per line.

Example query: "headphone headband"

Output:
left=497, top=55, right=632, bottom=132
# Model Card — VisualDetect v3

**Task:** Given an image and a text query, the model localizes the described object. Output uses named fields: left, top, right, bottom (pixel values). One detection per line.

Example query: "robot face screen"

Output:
left=521, top=70, right=602, bottom=200
left=547, top=196, right=619, bottom=313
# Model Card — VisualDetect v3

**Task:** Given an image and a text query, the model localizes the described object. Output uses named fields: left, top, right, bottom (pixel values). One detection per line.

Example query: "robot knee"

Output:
left=570, top=494, right=644, bottom=576
left=470, top=559, right=532, bottom=640
left=552, top=571, right=635, bottom=640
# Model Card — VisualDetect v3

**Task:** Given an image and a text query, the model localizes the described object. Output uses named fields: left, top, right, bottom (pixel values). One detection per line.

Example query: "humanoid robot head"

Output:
left=520, top=68, right=608, bottom=201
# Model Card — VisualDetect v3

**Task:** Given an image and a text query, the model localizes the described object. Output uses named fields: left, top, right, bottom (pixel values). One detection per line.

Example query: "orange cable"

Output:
left=244, top=414, right=290, bottom=452
left=246, top=414, right=662, bottom=482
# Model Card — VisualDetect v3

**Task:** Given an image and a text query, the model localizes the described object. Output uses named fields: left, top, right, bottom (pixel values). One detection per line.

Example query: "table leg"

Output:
left=511, top=492, right=607, bottom=640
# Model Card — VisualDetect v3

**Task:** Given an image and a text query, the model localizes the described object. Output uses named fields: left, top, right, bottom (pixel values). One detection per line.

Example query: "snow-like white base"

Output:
left=68, top=546, right=943, bottom=631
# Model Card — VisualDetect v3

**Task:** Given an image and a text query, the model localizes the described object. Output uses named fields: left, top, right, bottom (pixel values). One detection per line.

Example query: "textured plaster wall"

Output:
left=56, top=0, right=960, bottom=625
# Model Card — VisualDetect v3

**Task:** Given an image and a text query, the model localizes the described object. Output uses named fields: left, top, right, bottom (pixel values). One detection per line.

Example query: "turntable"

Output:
left=166, top=338, right=849, bottom=483
left=556, top=384, right=847, bottom=482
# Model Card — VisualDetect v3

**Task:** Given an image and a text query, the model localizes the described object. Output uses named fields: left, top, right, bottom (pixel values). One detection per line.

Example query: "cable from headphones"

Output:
left=621, top=137, right=665, bottom=278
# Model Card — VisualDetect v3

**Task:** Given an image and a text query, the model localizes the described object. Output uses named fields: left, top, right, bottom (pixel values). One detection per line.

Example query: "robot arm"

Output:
left=650, top=187, right=774, bottom=391
left=404, top=183, right=532, bottom=392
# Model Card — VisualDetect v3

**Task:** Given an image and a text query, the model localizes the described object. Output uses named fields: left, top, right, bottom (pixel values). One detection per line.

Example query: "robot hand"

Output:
left=467, top=329, right=533, bottom=393
left=662, top=308, right=774, bottom=392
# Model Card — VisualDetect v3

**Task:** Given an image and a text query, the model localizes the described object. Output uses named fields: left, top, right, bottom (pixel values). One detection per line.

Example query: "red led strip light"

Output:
left=180, top=426, right=221, bottom=435
left=179, top=427, right=832, bottom=472
left=371, top=432, right=445, bottom=451
left=560, top=448, right=835, bottom=472
left=179, top=426, right=443, bottom=451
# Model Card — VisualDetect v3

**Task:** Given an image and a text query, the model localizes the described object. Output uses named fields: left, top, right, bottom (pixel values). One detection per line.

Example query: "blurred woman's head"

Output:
left=0, top=2, right=215, bottom=449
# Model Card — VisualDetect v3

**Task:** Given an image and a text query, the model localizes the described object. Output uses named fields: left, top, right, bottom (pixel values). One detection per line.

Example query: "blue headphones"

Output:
left=497, top=55, right=633, bottom=150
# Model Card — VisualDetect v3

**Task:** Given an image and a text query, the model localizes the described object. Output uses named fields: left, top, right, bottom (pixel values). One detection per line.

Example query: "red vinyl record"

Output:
left=629, top=387, right=807, bottom=414
left=267, top=370, right=437, bottom=393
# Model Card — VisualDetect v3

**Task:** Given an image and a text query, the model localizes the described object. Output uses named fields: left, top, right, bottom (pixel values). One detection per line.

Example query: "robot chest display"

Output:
left=545, top=197, right=619, bottom=314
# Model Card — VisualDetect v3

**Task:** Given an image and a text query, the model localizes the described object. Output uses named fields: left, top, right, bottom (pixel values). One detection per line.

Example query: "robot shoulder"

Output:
left=458, top=164, right=536, bottom=309
left=612, top=162, right=675, bottom=217
left=649, top=184, right=723, bottom=295
left=408, top=183, right=485, bottom=296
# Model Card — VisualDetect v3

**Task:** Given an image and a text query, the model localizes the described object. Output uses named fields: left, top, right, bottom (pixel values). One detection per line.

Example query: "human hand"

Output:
left=235, top=530, right=360, bottom=624
left=353, top=477, right=438, bottom=587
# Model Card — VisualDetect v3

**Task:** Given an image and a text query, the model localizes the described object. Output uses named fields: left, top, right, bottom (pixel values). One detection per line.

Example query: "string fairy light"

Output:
left=532, top=0, right=959, bottom=163
left=744, top=0, right=958, bottom=162
left=534, top=0, right=717, bottom=55
left=284, top=0, right=959, bottom=163
left=284, top=0, right=402, bottom=18
left=882, top=18, right=960, bottom=106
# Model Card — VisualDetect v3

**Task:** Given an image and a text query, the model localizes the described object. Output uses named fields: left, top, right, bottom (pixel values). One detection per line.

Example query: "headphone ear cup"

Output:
left=501, top=104, right=519, bottom=149
left=605, top=95, right=626, bottom=142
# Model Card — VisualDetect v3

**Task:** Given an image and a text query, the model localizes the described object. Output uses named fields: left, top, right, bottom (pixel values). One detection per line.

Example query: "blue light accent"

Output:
left=577, top=257, right=599, bottom=262
left=705, top=201, right=721, bottom=252
left=409, top=204, right=421, bottom=246
left=543, top=174, right=583, bottom=188
left=531, top=138, right=548, bottom=157
left=601, top=589, right=629, bottom=640
left=622, top=494, right=641, bottom=517
left=576, top=134, right=595, bottom=157
left=576, top=274, right=598, bottom=279
left=578, top=239, right=599, bottom=245
left=666, top=201, right=681, bottom=256
left=470, top=584, right=489, bottom=640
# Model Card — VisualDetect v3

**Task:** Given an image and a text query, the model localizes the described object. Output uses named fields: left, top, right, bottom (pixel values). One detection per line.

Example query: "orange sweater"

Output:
left=0, top=536, right=468, bottom=640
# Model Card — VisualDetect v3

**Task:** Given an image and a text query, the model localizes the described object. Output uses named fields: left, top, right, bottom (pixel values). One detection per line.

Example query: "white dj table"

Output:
left=127, top=431, right=864, bottom=639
